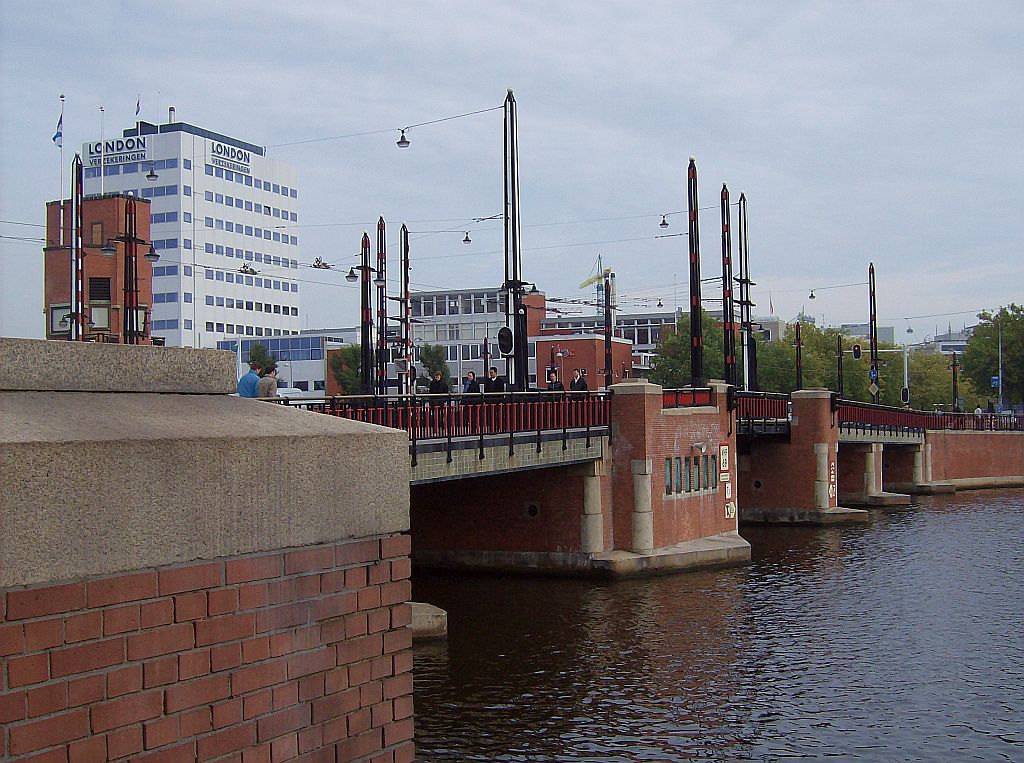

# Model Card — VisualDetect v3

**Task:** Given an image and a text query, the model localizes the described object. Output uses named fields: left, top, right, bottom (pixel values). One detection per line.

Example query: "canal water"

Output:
left=411, top=490, right=1024, bottom=762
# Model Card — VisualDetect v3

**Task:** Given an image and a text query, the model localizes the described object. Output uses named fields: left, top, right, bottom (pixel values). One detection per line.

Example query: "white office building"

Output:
left=82, top=111, right=302, bottom=347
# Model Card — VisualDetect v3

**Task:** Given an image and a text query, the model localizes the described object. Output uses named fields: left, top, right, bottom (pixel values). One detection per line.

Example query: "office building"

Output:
left=81, top=110, right=301, bottom=347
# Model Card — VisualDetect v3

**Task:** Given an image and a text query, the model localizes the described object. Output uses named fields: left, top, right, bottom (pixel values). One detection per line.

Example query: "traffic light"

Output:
left=852, top=343, right=862, bottom=359
left=497, top=326, right=514, bottom=356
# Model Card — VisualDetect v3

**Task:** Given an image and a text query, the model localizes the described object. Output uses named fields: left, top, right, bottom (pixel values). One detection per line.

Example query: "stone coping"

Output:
left=1, top=391, right=409, bottom=587
left=0, top=337, right=236, bottom=393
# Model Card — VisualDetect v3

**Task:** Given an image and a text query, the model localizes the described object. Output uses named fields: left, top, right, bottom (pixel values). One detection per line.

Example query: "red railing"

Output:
left=735, top=391, right=790, bottom=421
left=274, top=391, right=611, bottom=441
left=662, top=388, right=713, bottom=408
left=837, top=400, right=1023, bottom=432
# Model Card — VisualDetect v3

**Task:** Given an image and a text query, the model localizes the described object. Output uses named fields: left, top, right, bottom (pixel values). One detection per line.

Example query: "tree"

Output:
left=328, top=345, right=366, bottom=394
left=416, top=344, right=451, bottom=389
left=962, top=304, right=1023, bottom=410
left=649, top=310, right=724, bottom=387
left=248, top=342, right=276, bottom=373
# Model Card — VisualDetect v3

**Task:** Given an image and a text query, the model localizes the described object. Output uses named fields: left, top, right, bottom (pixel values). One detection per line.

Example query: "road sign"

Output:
left=868, top=382, right=880, bottom=397
left=992, top=376, right=1000, bottom=388
left=852, top=344, right=862, bottom=359
left=869, top=367, right=878, bottom=381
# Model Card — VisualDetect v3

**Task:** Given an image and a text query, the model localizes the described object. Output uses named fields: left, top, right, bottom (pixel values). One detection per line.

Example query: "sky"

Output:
left=1, top=1, right=1022, bottom=342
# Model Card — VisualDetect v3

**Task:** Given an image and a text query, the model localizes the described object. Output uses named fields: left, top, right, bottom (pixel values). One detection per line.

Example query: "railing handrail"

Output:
left=835, top=397, right=1023, bottom=432
left=734, top=390, right=790, bottom=401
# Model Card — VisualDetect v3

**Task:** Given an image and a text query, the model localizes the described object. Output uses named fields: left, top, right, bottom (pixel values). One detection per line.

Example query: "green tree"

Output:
left=649, top=310, right=724, bottom=387
left=248, top=342, right=276, bottom=373
left=328, top=345, right=366, bottom=394
left=906, top=351, right=982, bottom=411
left=416, top=344, right=451, bottom=389
left=962, top=304, right=1023, bottom=410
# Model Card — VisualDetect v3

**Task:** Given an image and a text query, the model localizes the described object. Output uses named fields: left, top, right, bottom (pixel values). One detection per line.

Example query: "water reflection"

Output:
left=413, top=491, right=1024, bottom=762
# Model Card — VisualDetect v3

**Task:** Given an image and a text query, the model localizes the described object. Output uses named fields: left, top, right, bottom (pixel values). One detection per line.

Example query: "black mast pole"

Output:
left=400, top=224, right=411, bottom=395
left=360, top=232, right=373, bottom=393
left=795, top=321, right=803, bottom=390
left=721, top=183, right=736, bottom=387
left=376, top=217, right=387, bottom=395
left=687, top=157, right=704, bottom=387
left=836, top=333, right=844, bottom=398
left=604, top=273, right=613, bottom=390
left=869, top=262, right=879, bottom=404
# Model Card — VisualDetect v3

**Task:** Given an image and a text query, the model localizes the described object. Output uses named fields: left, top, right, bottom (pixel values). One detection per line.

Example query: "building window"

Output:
left=183, top=159, right=192, bottom=170
left=665, top=459, right=672, bottom=495
left=702, top=455, right=710, bottom=489
left=674, top=457, right=683, bottom=493
left=206, top=322, right=214, bottom=331
left=711, top=456, right=718, bottom=489
left=184, top=319, right=192, bottom=330
left=90, top=304, right=110, bottom=331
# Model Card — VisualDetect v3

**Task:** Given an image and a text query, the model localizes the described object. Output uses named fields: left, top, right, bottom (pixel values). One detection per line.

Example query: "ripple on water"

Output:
left=412, top=490, right=1024, bottom=762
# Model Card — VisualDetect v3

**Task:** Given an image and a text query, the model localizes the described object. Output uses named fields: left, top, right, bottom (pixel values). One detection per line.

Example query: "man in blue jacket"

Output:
left=237, top=361, right=261, bottom=398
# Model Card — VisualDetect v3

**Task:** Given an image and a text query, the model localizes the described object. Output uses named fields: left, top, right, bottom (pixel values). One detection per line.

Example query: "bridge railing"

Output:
left=273, top=391, right=611, bottom=441
left=662, top=388, right=713, bottom=408
left=734, top=391, right=791, bottom=434
left=836, top=400, right=1023, bottom=433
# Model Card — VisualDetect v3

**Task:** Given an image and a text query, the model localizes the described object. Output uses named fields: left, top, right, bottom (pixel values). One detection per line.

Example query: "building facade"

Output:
left=81, top=112, right=301, bottom=348
left=43, top=193, right=154, bottom=343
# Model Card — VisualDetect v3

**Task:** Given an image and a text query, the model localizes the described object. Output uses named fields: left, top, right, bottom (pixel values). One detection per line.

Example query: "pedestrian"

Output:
left=570, top=368, right=588, bottom=393
left=484, top=366, right=505, bottom=394
left=463, top=370, right=481, bottom=394
left=546, top=370, right=564, bottom=391
left=237, top=360, right=261, bottom=398
left=428, top=371, right=449, bottom=395
left=257, top=365, right=279, bottom=398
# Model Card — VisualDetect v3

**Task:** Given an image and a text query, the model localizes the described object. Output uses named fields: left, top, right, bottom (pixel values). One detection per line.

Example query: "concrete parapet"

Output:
left=0, top=336, right=236, bottom=393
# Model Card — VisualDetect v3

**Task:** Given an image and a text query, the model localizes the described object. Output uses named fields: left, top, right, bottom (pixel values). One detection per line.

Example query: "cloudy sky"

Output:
left=1, top=1, right=1021, bottom=341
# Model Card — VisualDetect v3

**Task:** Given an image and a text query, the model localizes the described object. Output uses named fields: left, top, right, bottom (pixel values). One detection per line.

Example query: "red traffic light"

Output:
left=852, top=343, right=862, bottom=359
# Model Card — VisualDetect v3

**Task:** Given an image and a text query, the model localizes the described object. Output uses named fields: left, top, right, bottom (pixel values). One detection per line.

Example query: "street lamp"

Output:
left=396, top=129, right=410, bottom=148
left=660, top=215, right=669, bottom=229
left=145, top=163, right=159, bottom=182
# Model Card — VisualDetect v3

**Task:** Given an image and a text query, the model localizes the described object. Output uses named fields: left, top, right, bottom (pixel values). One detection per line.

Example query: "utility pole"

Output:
left=687, top=157, right=704, bottom=387
left=71, top=154, right=85, bottom=341
left=604, top=272, right=613, bottom=389
left=836, top=334, right=844, bottom=398
left=736, top=193, right=757, bottom=390
left=950, top=351, right=960, bottom=412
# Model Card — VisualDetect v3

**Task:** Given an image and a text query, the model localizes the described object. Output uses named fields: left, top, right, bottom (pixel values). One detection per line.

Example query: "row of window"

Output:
left=203, top=190, right=296, bottom=222
left=203, top=268, right=299, bottom=292
left=226, top=337, right=326, bottom=352
left=202, top=217, right=297, bottom=246
left=203, top=293, right=299, bottom=317
left=665, top=455, right=719, bottom=496
left=153, top=292, right=178, bottom=303
left=203, top=244, right=298, bottom=269
left=152, top=265, right=179, bottom=277
left=152, top=238, right=187, bottom=251
left=206, top=322, right=298, bottom=338
left=153, top=319, right=185, bottom=331
left=204, top=165, right=298, bottom=199
left=413, top=321, right=505, bottom=342
left=151, top=211, right=178, bottom=224
left=411, top=293, right=500, bottom=317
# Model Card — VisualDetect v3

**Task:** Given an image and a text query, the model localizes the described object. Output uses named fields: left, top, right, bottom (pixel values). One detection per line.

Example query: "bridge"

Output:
left=278, top=385, right=1023, bottom=532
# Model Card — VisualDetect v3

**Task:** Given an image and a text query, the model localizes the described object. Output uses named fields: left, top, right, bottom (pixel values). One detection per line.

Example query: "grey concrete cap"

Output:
left=0, top=392, right=410, bottom=587
left=0, top=337, right=236, bottom=393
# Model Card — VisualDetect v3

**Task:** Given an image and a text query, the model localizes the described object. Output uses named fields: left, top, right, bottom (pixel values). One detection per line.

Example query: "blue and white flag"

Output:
left=135, top=96, right=140, bottom=116
left=52, top=113, right=62, bottom=148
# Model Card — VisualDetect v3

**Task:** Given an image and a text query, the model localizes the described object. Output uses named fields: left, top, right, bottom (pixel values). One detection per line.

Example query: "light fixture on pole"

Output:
left=144, top=244, right=159, bottom=263
left=657, top=299, right=664, bottom=308
left=396, top=129, right=410, bottom=148
left=100, top=240, right=116, bottom=256
left=311, top=257, right=332, bottom=270
left=145, top=162, right=158, bottom=182
left=660, top=215, right=669, bottom=229
left=808, top=289, right=816, bottom=300
left=345, top=267, right=358, bottom=282
left=463, top=232, right=471, bottom=244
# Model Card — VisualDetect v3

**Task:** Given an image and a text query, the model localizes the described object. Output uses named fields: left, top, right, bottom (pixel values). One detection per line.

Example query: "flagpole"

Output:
left=99, top=106, right=105, bottom=194
left=58, top=95, right=65, bottom=246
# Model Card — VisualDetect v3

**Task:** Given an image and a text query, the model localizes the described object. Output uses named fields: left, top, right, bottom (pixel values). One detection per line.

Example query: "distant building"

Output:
left=43, top=193, right=155, bottom=343
left=841, top=322, right=896, bottom=345
left=915, top=327, right=974, bottom=355
left=81, top=110, right=301, bottom=347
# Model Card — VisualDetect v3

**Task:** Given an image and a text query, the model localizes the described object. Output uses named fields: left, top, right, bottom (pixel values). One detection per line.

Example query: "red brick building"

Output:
left=43, top=194, right=154, bottom=343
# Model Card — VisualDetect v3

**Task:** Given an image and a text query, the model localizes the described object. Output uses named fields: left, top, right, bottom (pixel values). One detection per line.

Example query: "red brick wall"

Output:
left=0, top=537, right=414, bottom=763
left=611, top=386, right=737, bottom=548
left=738, top=394, right=837, bottom=512
left=411, top=464, right=614, bottom=554
left=534, top=337, right=633, bottom=389
left=44, top=195, right=153, bottom=343
left=927, top=431, right=1024, bottom=481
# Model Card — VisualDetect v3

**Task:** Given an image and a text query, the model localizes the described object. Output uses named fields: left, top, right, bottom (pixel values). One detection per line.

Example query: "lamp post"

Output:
left=375, top=217, right=388, bottom=396
left=502, top=89, right=530, bottom=392
left=795, top=321, right=803, bottom=390
left=71, top=153, right=85, bottom=341
left=950, top=351, right=960, bottom=412
left=868, top=262, right=880, bottom=403
left=836, top=334, right=845, bottom=398
left=115, top=194, right=159, bottom=344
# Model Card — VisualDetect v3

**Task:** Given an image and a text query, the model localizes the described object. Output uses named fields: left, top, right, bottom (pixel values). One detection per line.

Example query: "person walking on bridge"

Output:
left=237, top=361, right=261, bottom=398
